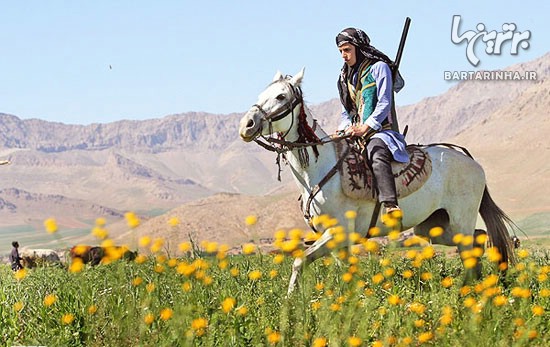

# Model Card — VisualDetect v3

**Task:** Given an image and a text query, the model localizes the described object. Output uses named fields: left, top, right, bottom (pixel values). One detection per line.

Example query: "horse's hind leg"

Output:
left=288, top=230, right=333, bottom=295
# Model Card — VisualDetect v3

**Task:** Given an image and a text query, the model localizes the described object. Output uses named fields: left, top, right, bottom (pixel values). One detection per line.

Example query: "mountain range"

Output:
left=0, top=52, right=548, bottom=253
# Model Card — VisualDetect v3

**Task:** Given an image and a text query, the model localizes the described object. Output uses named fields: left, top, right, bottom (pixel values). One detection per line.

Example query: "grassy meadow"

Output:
left=1, top=214, right=549, bottom=347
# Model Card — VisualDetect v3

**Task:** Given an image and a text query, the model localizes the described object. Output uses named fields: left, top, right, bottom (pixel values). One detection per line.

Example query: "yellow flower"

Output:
left=191, top=317, right=208, bottom=336
left=532, top=305, right=544, bottom=316
left=514, top=317, right=525, bottom=327
left=248, top=270, right=262, bottom=281
left=146, top=283, right=155, bottom=293
left=461, top=235, right=473, bottom=246
left=452, top=233, right=464, bottom=244
left=245, top=215, right=258, bottom=226
left=92, top=227, right=108, bottom=239
left=441, top=277, right=453, bottom=288
left=417, top=331, right=433, bottom=343
left=230, top=267, right=240, bottom=277
left=384, top=267, right=396, bottom=277
left=43, top=294, right=57, bottom=307
left=273, top=253, right=285, bottom=264
left=95, top=217, right=106, bottom=226
left=388, top=294, right=401, bottom=306
left=363, top=240, right=379, bottom=253
left=242, top=243, right=256, bottom=255
left=429, top=227, right=443, bottom=237
left=372, top=273, right=384, bottom=284
left=345, top=210, right=357, bottom=219
left=475, top=233, right=488, bottom=245
left=528, top=328, right=540, bottom=341
left=368, top=227, right=380, bottom=237
left=409, top=302, right=426, bottom=315
left=88, top=305, right=97, bottom=315
left=125, top=211, right=140, bottom=228
left=388, top=230, right=400, bottom=241
left=160, top=308, right=173, bottom=321
left=402, top=270, right=414, bottom=279
left=168, top=217, right=180, bottom=227
left=421, top=246, right=435, bottom=260
left=69, top=258, right=84, bottom=273
left=13, top=302, right=24, bottom=312
left=440, top=314, right=452, bottom=326
left=14, top=268, right=28, bottom=281
left=463, top=257, right=477, bottom=269
left=312, top=337, right=328, bottom=347
left=372, top=340, right=383, bottom=347
left=139, top=236, right=151, bottom=247
left=132, top=277, right=143, bottom=287
left=486, top=247, right=502, bottom=262
left=182, top=282, right=192, bottom=292
left=178, top=241, right=191, bottom=252
left=61, top=313, right=75, bottom=325
left=221, top=297, right=236, bottom=313
left=342, top=272, right=353, bottom=283
left=517, top=249, right=529, bottom=259
left=492, top=295, right=508, bottom=306
left=463, top=297, right=477, bottom=308
left=270, top=269, right=278, bottom=279
left=420, top=272, right=432, bottom=281
left=144, top=313, right=154, bottom=325
left=401, top=336, right=413, bottom=345
left=150, top=238, right=164, bottom=253
left=311, top=301, right=322, bottom=311
left=347, top=336, right=362, bottom=347
left=237, top=306, right=248, bottom=316
left=330, top=303, right=341, bottom=311
left=44, top=217, right=58, bottom=233
left=267, top=331, right=281, bottom=345
left=414, top=319, right=425, bottom=328
left=135, top=254, right=147, bottom=264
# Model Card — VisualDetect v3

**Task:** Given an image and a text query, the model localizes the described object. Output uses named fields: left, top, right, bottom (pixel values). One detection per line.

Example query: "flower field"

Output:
left=1, top=214, right=549, bottom=346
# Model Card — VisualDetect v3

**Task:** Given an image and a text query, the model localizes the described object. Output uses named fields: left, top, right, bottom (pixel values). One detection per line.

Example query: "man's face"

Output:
left=338, top=43, right=357, bottom=67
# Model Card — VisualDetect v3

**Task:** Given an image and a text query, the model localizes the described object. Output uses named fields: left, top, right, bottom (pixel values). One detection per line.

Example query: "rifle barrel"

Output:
left=394, top=17, right=411, bottom=71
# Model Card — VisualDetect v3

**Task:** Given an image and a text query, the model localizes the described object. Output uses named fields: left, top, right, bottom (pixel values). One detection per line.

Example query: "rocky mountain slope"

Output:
left=0, top=52, right=548, bottom=252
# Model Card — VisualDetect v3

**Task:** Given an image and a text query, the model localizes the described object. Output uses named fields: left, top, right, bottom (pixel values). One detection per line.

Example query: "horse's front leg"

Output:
left=287, top=229, right=333, bottom=295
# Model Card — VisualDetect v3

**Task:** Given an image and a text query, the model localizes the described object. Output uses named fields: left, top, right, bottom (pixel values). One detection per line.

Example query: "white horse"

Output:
left=239, top=69, right=515, bottom=294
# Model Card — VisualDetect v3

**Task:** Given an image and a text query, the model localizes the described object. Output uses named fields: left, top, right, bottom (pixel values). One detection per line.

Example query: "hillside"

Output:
left=0, top=52, right=549, bottom=252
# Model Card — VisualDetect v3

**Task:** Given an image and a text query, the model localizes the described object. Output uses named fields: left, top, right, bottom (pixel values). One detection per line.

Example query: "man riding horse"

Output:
left=335, top=28, right=407, bottom=216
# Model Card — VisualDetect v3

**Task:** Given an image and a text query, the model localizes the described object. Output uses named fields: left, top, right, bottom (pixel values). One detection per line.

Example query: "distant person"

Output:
left=10, top=241, right=23, bottom=271
left=335, top=27, right=407, bottom=215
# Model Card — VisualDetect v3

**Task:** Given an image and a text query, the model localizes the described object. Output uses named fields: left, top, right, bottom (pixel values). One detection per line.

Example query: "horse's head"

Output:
left=239, top=68, right=305, bottom=142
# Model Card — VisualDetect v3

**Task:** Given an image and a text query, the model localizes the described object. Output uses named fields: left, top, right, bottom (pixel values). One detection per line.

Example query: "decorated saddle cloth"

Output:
left=335, top=139, right=432, bottom=201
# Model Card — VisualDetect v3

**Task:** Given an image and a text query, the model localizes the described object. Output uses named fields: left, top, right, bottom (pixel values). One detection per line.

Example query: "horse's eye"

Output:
left=276, top=94, right=286, bottom=101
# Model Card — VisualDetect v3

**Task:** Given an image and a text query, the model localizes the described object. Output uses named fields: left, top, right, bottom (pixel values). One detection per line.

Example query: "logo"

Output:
left=451, top=15, right=531, bottom=67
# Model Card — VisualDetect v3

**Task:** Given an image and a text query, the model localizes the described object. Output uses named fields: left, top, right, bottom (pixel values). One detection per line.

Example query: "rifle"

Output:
left=390, top=17, right=411, bottom=134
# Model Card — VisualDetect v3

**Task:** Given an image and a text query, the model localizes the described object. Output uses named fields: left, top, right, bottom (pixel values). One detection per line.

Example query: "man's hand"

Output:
left=345, top=124, right=370, bottom=137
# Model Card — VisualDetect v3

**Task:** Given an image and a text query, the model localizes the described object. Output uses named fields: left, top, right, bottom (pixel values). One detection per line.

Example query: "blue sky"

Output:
left=0, top=0, right=548, bottom=124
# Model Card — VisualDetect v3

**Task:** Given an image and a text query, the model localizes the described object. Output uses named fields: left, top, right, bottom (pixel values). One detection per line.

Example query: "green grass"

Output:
left=1, top=240, right=549, bottom=346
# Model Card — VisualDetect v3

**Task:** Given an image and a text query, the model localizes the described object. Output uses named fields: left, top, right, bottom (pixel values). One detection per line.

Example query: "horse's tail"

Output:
left=478, top=186, right=516, bottom=267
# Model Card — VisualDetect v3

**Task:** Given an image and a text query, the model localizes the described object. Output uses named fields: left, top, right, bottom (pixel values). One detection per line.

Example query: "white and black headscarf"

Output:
left=336, top=28, right=405, bottom=116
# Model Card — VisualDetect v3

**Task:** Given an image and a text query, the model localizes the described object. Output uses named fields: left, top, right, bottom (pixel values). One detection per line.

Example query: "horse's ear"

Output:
left=272, top=71, right=283, bottom=82
left=290, top=67, right=305, bottom=87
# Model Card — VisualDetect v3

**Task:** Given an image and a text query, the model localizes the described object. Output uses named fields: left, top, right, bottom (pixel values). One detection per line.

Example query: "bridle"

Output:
left=251, top=79, right=341, bottom=155
left=251, top=79, right=303, bottom=152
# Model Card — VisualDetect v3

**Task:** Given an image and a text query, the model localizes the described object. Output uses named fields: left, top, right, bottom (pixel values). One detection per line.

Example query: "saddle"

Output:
left=335, top=139, right=432, bottom=201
